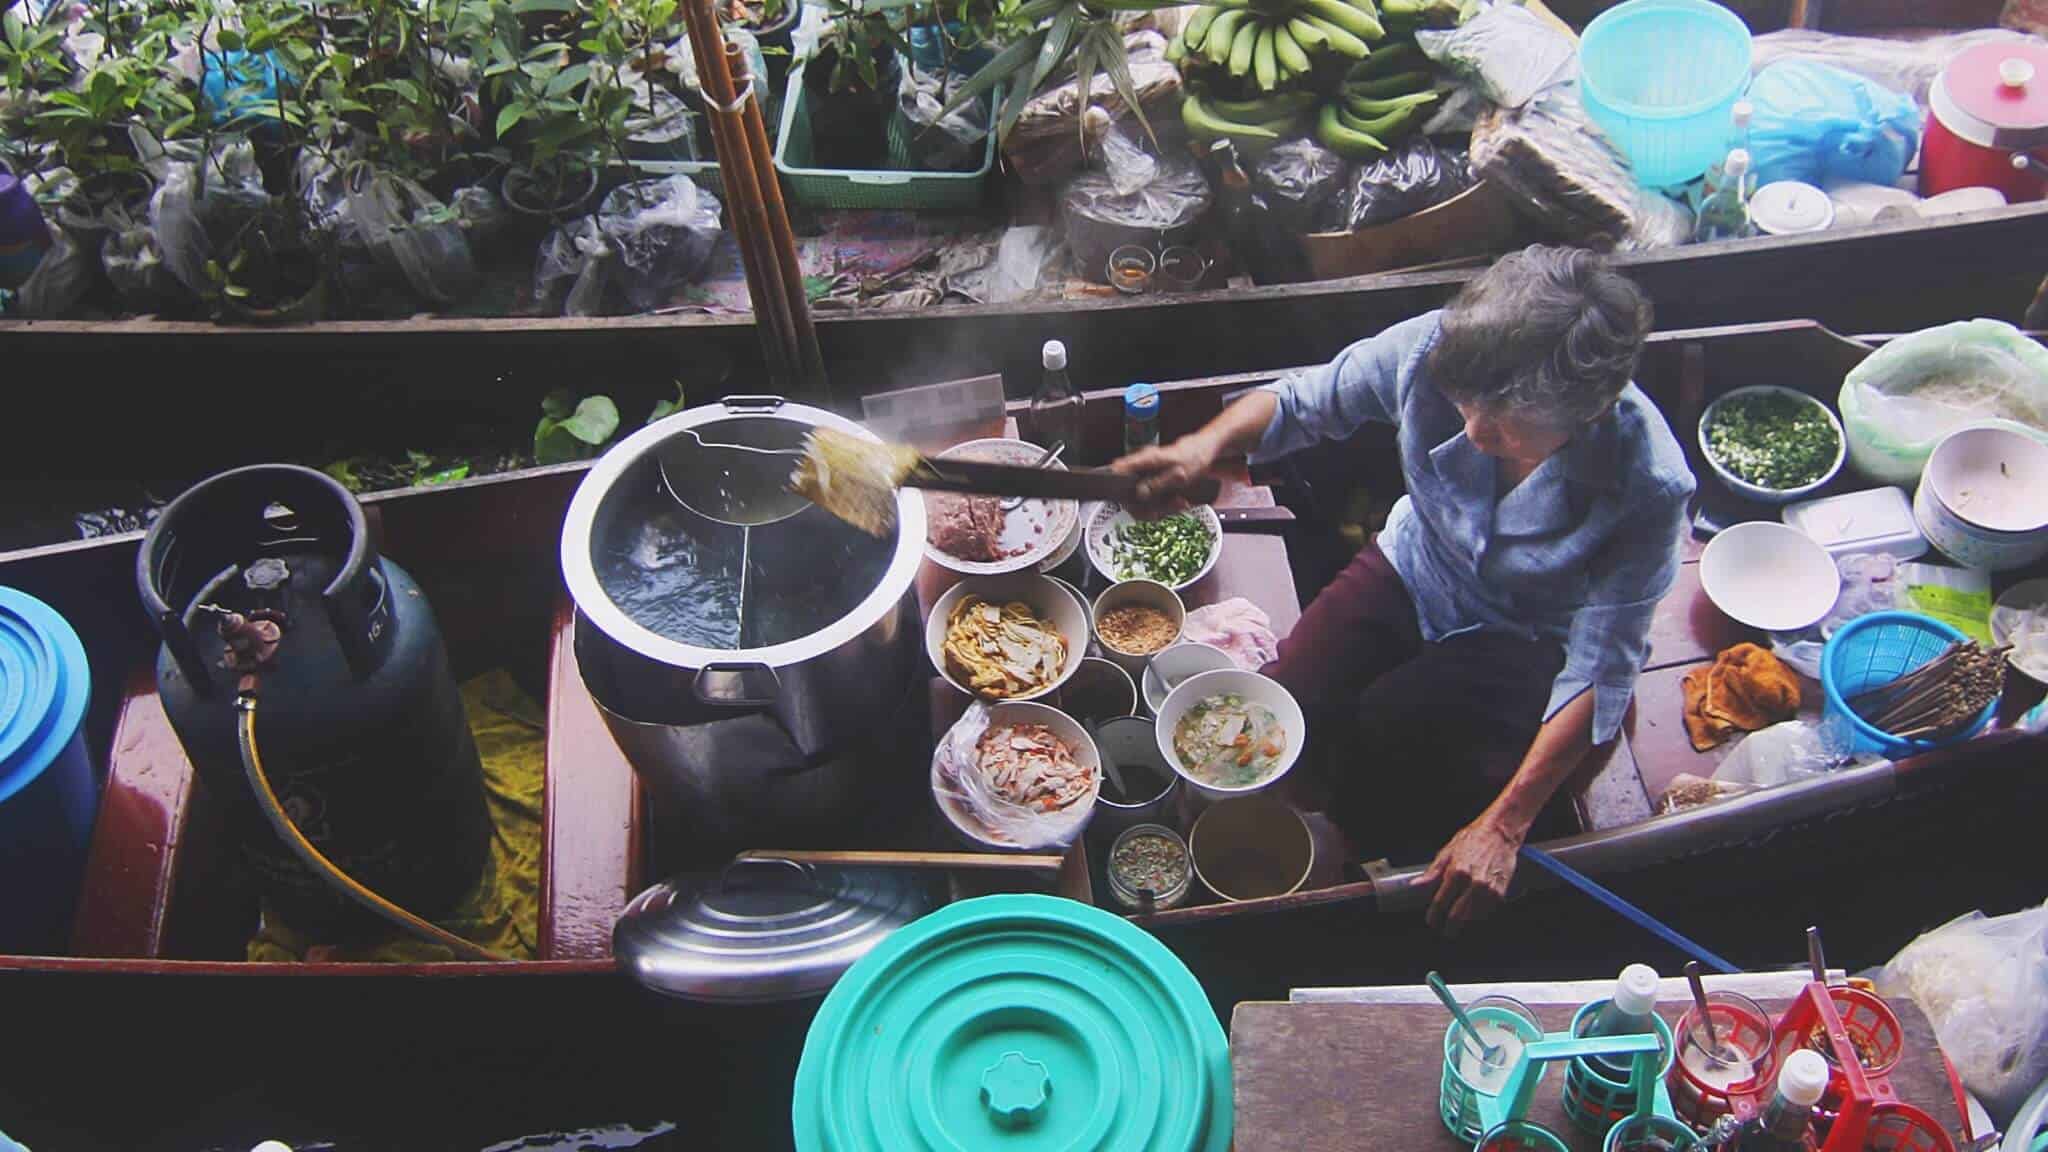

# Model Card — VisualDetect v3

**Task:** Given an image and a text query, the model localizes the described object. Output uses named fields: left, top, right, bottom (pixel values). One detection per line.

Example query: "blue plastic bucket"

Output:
left=1820, top=611, right=1995, bottom=759
left=1579, top=0, right=1753, bottom=188
left=0, top=586, right=96, bottom=954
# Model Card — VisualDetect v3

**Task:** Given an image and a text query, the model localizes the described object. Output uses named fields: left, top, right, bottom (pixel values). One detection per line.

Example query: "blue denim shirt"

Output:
left=1253, top=311, right=1697, bottom=744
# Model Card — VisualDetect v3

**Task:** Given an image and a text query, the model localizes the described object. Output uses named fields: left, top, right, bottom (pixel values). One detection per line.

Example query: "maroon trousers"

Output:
left=1261, top=540, right=1573, bottom=864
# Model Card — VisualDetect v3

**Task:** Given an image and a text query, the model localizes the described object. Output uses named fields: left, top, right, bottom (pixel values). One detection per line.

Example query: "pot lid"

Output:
left=614, top=857, right=938, bottom=1004
left=1750, top=181, right=1835, bottom=234
left=793, top=894, right=1232, bottom=1152
left=1937, top=40, right=2048, bottom=148
left=0, top=587, right=90, bottom=806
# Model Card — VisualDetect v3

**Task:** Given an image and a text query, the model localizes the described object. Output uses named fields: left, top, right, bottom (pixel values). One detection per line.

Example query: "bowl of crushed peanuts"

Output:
left=1091, top=580, right=1186, bottom=675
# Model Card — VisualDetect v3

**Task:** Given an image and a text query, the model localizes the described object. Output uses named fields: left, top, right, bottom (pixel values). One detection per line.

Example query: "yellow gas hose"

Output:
left=235, top=693, right=508, bottom=962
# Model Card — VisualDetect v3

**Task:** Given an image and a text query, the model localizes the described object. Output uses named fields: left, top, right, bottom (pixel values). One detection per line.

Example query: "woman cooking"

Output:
left=1113, top=246, right=1696, bottom=933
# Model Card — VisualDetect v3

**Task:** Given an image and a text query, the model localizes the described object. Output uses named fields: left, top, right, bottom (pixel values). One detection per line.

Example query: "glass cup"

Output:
left=1670, top=990, right=1774, bottom=1129
left=1477, top=1120, right=1571, bottom=1152
left=1440, top=994, right=1543, bottom=1142
left=1107, top=245, right=1155, bottom=295
left=1605, top=1114, right=1703, bottom=1152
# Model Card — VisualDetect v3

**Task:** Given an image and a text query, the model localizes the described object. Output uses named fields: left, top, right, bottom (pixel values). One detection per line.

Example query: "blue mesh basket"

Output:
left=1820, top=611, right=1996, bottom=758
left=1579, top=0, right=1753, bottom=188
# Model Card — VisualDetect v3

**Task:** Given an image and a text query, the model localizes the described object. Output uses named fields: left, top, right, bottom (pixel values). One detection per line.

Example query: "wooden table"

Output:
left=1231, top=980, right=1967, bottom=1151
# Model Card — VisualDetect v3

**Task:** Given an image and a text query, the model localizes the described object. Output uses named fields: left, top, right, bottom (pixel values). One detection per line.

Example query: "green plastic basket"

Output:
left=773, top=61, right=995, bottom=212
left=1563, top=1002, right=1677, bottom=1137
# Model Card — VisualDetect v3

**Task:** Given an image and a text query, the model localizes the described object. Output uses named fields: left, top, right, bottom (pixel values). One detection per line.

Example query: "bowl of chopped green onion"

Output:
left=1699, top=386, right=1847, bottom=504
left=1085, top=503, right=1224, bottom=592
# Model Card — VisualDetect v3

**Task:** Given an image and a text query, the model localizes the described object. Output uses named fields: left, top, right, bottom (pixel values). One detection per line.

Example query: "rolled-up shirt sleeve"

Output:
left=1249, top=312, right=1439, bottom=464
left=1545, top=477, right=1694, bottom=744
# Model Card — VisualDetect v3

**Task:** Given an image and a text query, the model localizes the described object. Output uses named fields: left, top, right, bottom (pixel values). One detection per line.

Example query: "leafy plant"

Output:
left=534, top=387, right=623, bottom=464
left=647, top=380, right=687, bottom=423
left=813, top=0, right=917, bottom=94
left=938, top=0, right=1173, bottom=144
left=479, top=0, right=633, bottom=193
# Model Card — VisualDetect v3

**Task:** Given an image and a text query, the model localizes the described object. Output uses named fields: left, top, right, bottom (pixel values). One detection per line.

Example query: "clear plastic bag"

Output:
left=532, top=216, right=613, bottom=318
left=983, top=225, right=1058, bottom=304
left=1330, top=136, right=1472, bottom=233
left=1003, top=30, right=1183, bottom=187
left=932, top=702, right=1092, bottom=851
left=1838, top=319, right=2048, bottom=486
left=146, top=134, right=272, bottom=300
left=1469, top=80, right=1694, bottom=251
left=1745, top=61, right=1920, bottom=190
left=1253, top=137, right=1346, bottom=234
left=1751, top=28, right=2038, bottom=107
left=1061, top=148, right=1213, bottom=281
left=1416, top=3, right=1577, bottom=110
left=452, top=184, right=510, bottom=249
left=897, top=61, right=993, bottom=172
left=1714, top=720, right=1838, bottom=789
left=1769, top=553, right=1899, bottom=679
left=343, top=164, right=479, bottom=308
left=1877, top=900, right=2048, bottom=1125
left=9, top=225, right=91, bottom=317
left=103, top=219, right=187, bottom=312
left=596, top=175, right=722, bottom=312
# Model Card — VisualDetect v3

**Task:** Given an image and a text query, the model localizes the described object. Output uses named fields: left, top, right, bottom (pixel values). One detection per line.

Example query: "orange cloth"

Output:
left=1682, top=643, right=1803, bottom=751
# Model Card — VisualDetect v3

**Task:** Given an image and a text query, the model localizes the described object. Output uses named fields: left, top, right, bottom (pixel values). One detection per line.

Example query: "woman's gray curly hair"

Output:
left=1426, top=245, right=1653, bottom=431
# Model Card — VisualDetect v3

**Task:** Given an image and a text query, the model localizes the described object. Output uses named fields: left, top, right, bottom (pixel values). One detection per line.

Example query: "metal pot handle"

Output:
left=720, top=395, right=786, bottom=412
left=718, top=856, right=816, bottom=889
left=692, top=662, right=782, bottom=707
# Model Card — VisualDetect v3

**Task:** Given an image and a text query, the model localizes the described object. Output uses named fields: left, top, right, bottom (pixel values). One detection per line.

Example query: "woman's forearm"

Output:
left=1481, top=691, right=1597, bottom=841
left=1185, top=390, right=1279, bottom=464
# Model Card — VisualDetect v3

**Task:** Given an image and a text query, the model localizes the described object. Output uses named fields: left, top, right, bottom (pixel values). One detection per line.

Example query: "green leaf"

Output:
left=534, top=417, right=584, bottom=464
left=224, top=284, right=252, bottom=298
left=934, top=28, right=1040, bottom=129
left=1093, top=22, right=1155, bottom=147
left=322, top=460, right=363, bottom=492
left=418, top=464, right=470, bottom=486
left=544, top=62, right=589, bottom=98
left=512, top=0, right=576, bottom=11
left=560, top=396, right=620, bottom=446
left=646, top=381, right=686, bottom=424
left=1029, top=7, right=1080, bottom=97
left=217, top=27, right=244, bottom=51
left=495, top=100, right=529, bottom=138
left=1068, top=32, right=1098, bottom=149
left=541, top=387, right=576, bottom=419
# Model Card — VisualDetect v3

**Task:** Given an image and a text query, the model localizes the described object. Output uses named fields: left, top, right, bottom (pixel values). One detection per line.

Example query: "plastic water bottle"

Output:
left=0, top=173, right=53, bottom=291
left=1701, top=1048, right=1827, bottom=1150
left=1029, top=339, right=1085, bottom=461
left=1585, top=963, right=1662, bottom=1077
left=1700, top=100, right=1755, bottom=202
left=1694, top=150, right=1754, bottom=243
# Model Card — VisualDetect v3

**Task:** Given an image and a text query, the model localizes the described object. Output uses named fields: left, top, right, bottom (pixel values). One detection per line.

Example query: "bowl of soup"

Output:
left=1154, top=669, right=1305, bottom=800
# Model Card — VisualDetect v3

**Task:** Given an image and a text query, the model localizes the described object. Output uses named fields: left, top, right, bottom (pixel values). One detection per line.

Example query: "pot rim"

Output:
left=560, top=398, right=928, bottom=671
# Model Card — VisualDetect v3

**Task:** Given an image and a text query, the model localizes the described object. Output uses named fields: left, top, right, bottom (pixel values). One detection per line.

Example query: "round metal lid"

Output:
left=1750, top=181, right=1836, bottom=235
left=614, top=858, right=937, bottom=1004
left=793, top=894, right=1232, bottom=1152
left=1938, top=40, right=2048, bottom=147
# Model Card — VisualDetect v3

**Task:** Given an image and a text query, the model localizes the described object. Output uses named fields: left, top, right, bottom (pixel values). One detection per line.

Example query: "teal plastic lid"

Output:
left=0, top=586, right=91, bottom=806
left=1124, top=384, right=1160, bottom=418
left=792, top=893, right=1232, bottom=1151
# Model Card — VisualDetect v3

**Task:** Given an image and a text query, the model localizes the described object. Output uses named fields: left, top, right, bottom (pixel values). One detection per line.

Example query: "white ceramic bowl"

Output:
left=1142, top=642, right=1237, bottom=715
left=1085, top=503, right=1224, bottom=591
left=1154, top=668, right=1306, bottom=801
left=923, top=438, right=1079, bottom=576
left=927, top=573, right=1089, bottom=701
left=1699, top=521, right=1842, bottom=632
left=1990, top=577, right=2048, bottom=684
left=1091, top=579, right=1186, bottom=674
left=930, top=700, right=1100, bottom=851
left=1697, top=386, right=1847, bottom=505
left=1914, top=425, right=2048, bottom=571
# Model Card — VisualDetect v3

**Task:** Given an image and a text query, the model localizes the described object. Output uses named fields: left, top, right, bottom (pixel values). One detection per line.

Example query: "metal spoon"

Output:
left=1808, top=925, right=1829, bottom=984
left=1428, top=971, right=1504, bottom=1068
left=658, top=426, right=810, bottom=527
left=1685, top=960, right=1737, bottom=1069
left=1001, top=441, right=1066, bottom=512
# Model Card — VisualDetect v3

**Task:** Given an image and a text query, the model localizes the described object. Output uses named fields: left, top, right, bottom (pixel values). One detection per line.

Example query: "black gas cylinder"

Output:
left=138, top=464, right=488, bottom=939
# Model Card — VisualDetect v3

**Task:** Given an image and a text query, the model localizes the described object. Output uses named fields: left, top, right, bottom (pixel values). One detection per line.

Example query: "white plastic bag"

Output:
left=933, top=702, right=1092, bottom=851
left=1877, top=901, right=2048, bottom=1124
left=1714, top=720, right=1838, bottom=788
left=1839, top=319, right=2048, bottom=486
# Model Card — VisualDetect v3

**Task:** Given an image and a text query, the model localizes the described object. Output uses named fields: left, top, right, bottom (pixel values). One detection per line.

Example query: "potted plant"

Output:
left=803, top=0, right=912, bottom=171
left=485, top=30, right=632, bottom=223
left=933, top=0, right=1175, bottom=146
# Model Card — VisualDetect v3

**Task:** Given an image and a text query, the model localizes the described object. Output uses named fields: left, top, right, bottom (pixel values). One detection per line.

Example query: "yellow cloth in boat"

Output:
left=246, top=669, right=544, bottom=963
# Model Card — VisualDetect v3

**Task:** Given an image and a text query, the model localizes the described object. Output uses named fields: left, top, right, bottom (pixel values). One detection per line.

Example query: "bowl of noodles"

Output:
left=927, top=573, right=1089, bottom=702
left=1155, top=669, right=1305, bottom=800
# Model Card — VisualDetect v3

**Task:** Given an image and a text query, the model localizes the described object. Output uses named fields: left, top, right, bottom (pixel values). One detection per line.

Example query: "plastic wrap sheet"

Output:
left=1254, top=137, right=1347, bottom=233
left=1469, top=80, right=1693, bottom=251
left=344, top=166, right=479, bottom=307
left=8, top=225, right=90, bottom=317
left=1004, top=30, right=1184, bottom=188
left=147, top=134, right=282, bottom=299
left=1878, top=901, right=2048, bottom=1125
left=533, top=175, right=723, bottom=316
left=1416, top=4, right=1577, bottom=110
left=103, top=218, right=186, bottom=312
left=898, top=61, right=994, bottom=172
left=1327, top=136, right=1473, bottom=233
left=1839, top=318, right=2048, bottom=486
left=1751, top=28, right=2040, bottom=107
left=1061, top=150, right=1212, bottom=281
left=933, top=702, right=1093, bottom=851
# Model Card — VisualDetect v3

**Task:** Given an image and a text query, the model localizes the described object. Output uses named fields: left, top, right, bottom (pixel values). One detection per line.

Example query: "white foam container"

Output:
left=1780, top=487, right=1928, bottom=560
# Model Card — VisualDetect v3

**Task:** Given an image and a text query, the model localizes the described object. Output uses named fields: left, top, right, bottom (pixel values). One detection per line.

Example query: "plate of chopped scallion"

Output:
left=1699, top=385, right=1847, bottom=504
left=1085, top=503, right=1223, bottom=591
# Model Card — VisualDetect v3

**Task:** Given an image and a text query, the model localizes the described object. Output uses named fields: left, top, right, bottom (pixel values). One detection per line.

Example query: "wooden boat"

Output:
left=0, top=320, right=2042, bottom=1146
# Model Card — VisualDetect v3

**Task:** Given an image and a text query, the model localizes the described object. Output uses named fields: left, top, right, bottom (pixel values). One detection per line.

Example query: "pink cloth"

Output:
left=1183, top=599, right=1280, bottom=671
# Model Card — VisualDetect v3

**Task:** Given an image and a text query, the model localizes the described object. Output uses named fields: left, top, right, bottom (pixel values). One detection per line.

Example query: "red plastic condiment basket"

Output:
left=1709, top=981, right=1954, bottom=1152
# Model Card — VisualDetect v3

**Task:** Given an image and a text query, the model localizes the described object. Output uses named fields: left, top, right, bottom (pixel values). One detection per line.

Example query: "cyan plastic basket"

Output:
left=1820, top=611, right=1996, bottom=758
left=1579, top=0, right=1753, bottom=187
left=1562, top=1002, right=1676, bottom=1137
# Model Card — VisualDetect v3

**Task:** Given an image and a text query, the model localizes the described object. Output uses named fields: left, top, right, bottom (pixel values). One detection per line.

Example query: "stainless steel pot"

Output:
left=561, top=397, right=929, bottom=850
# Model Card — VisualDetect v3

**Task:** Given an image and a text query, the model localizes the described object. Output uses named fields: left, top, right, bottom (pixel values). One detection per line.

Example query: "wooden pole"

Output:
left=678, top=0, right=800, bottom=390
left=726, top=41, right=828, bottom=396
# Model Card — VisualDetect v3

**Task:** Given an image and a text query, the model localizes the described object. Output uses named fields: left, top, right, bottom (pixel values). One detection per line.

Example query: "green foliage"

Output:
left=534, top=389, right=623, bottom=464
left=647, top=380, right=687, bottom=423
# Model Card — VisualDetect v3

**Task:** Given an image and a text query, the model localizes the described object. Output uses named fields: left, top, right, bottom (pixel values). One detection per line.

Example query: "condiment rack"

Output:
left=1451, top=1024, right=1677, bottom=1151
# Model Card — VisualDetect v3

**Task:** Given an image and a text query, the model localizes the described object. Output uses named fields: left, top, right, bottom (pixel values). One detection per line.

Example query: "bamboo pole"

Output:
left=726, top=41, right=827, bottom=395
left=678, top=0, right=800, bottom=390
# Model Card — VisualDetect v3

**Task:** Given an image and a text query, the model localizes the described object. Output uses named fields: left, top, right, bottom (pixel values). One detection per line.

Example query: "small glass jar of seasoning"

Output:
left=1106, top=823, right=1191, bottom=912
left=1123, top=383, right=1161, bottom=455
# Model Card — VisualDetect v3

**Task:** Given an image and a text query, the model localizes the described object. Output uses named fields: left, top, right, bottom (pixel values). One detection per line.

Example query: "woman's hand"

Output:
left=1420, top=816, right=1525, bottom=935
left=1110, top=435, right=1217, bottom=520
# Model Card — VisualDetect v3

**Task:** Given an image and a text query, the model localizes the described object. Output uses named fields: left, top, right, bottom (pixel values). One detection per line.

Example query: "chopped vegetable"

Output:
left=1111, top=512, right=1214, bottom=586
left=1172, top=692, right=1287, bottom=787
left=1705, top=392, right=1839, bottom=490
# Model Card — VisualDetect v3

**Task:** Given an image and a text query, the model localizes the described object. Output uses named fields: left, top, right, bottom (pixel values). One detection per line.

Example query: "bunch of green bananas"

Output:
left=1313, top=43, right=1440, bottom=159
left=1166, top=0, right=1401, bottom=92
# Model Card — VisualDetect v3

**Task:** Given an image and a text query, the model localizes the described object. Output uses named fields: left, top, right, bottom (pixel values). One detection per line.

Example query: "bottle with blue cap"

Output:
left=1124, top=383, right=1161, bottom=455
